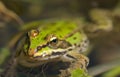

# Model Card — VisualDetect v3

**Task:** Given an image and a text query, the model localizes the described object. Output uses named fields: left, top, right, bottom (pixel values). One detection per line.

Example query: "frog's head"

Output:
left=25, top=21, right=88, bottom=59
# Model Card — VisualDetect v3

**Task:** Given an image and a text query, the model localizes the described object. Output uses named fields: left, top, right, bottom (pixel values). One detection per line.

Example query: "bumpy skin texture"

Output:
left=0, top=20, right=89, bottom=77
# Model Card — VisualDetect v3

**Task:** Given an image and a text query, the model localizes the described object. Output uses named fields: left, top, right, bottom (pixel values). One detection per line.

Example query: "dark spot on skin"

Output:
left=60, top=35, right=62, bottom=37
left=73, top=37, right=77, bottom=40
left=84, top=39, right=88, bottom=43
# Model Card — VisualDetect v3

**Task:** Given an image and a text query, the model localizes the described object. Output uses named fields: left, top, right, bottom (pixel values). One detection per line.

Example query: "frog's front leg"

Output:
left=68, top=52, right=89, bottom=71
left=59, top=51, right=89, bottom=77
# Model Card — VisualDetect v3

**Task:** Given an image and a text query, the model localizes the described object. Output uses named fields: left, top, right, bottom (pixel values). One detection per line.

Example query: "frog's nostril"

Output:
left=29, top=29, right=39, bottom=37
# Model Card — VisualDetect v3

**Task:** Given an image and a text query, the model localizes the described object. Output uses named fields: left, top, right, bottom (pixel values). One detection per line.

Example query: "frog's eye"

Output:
left=49, top=37, right=58, bottom=48
left=50, top=37, right=58, bottom=44
left=29, top=29, right=39, bottom=37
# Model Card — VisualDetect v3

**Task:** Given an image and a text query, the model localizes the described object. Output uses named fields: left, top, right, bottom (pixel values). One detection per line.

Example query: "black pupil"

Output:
left=52, top=39, right=57, bottom=43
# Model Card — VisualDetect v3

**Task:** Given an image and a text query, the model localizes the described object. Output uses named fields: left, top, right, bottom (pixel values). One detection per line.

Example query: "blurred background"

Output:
left=0, top=0, right=120, bottom=77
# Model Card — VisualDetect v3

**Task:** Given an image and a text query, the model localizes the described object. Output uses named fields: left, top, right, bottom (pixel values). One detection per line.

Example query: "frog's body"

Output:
left=16, top=20, right=89, bottom=68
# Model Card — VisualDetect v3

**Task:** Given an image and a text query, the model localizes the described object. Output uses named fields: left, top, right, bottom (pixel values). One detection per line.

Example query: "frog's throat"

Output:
left=33, top=46, right=75, bottom=58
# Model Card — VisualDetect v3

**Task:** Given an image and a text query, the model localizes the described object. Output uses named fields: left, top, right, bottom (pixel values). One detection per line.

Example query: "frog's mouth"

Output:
left=21, top=46, right=76, bottom=68
left=33, top=46, right=75, bottom=59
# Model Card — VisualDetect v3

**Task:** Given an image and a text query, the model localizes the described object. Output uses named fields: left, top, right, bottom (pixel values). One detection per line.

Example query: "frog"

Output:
left=1, top=20, right=89, bottom=77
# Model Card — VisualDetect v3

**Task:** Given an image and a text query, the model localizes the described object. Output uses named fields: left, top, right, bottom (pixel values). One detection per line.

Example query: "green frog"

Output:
left=17, top=20, right=89, bottom=68
left=1, top=20, right=89, bottom=77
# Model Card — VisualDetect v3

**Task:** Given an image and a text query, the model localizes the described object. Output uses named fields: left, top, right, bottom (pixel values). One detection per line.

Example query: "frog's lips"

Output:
left=33, top=46, right=75, bottom=58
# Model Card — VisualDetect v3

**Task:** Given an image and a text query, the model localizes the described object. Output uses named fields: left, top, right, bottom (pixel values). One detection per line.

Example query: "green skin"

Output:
left=17, top=20, right=89, bottom=67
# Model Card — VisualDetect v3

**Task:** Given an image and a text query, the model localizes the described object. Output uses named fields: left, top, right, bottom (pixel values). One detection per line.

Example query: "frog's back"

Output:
left=39, top=20, right=78, bottom=39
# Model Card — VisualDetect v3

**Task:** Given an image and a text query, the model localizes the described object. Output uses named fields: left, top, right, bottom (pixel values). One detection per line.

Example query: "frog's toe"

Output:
left=80, top=55, right=89, bottom=69
left=83, top=56, right=89, bottom=67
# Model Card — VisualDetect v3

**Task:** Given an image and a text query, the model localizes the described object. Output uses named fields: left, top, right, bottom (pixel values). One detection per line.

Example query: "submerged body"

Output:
left=16, top=20, right=89, bottom=68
